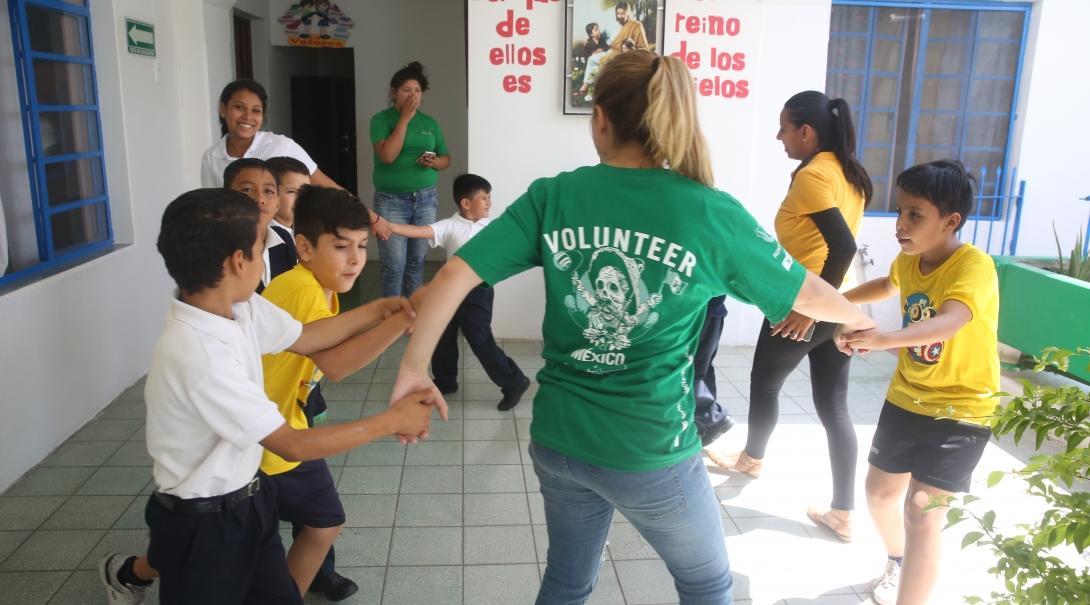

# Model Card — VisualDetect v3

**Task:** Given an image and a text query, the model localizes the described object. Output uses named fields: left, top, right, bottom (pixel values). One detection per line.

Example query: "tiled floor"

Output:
left=1, top=263, right=1080, bottom=603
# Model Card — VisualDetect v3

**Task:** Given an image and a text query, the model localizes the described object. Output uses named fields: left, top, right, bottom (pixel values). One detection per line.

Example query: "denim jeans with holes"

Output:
left=373, top=185, right=438, bottom=297
left=529, top=441, right=734, bottom=605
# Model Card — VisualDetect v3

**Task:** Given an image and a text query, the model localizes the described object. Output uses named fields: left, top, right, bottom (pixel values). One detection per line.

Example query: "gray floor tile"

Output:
left=0, top=571, right=69, bottom=604
left=0, top=530, right=103, bottom=571
left=4, top=468, right=95, bottom=497
left=463, top=465, right=525, bottom=493
left=0, top=532, right=30, bottom=566
left=427, top=418, right=464, bottom=441
left=111, top=496, right=149, bottom=530
left=588, top=562, right=626, bottom=605
left=442, top=402, right=465, bottom=420
left=49, top=569, right=146, bottom=604
left=463, top=563, right=541, bottom=605
left=340, top=494, right=397, bottom=527
left=324, top=402, right=363, bottom=421
left=395, top=493, right=462, bottom=527
left=324, top=451, right=348, bottom=467
left=332, top=527, right=392, bottom=567
left=464, top=525, right=536, bottom=564
left=366, top=382, right=395, bottom=401
left=464, top=419, right=517, bottom=441
left=78, top=528, right=150, bottom=570
left=614, top=558, right=680, bottom=604
left=382, top=565, right=461, bottom=605
left=523, top=464, right=540, bottom=492
left=0, top=497, right=67, bottom=531
left=606, top=522, right=660, bottom=560
left=515, top=418, right=532, bottom=441
left=405, top=442, right=463, bottom=466
left=97, top=399, right=146, bottom=420
left=388, top=527, right=461, bottom=565
left=337, top=466, right=402, bottom=495
left=41, top=442, right=121, bottom=467
left=345, top=442, right=406, bottom=466
left=528, top=492, right=546, bottom=525
left=464, top=441, right=521, bottom=465
left=41, top=496, right=133, bottom=530
left=69, top=419, right=143, bottom=442
left=460, top=401, right=509, bottom=420
left=464, top=493, right=530, bottom=526
left=399, top=466, right=463, bottom=494
left=75, top=467, right=152, bottom=496
left=102, top=442, right=153, bottom=467
left=322, top=382, right=368, bottom=401
left=306, top=566, right=383, bottom=604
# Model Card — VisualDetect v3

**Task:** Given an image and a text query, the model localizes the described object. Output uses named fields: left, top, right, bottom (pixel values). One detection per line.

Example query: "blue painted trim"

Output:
left=47, top=195, right=107, bottom=215
left=834, top=0, right=1030, bottom=11
left=0, top=239, right=114, bottom=289
left=997, top=7, right=1031, bottom=202
left=1008, top=180, right=1026, bottom=255
left=902, top=8, right=930, bottom=171
left=28, top=50, right=92, bottom=64
left=40, top=150, right=104, bottom=165
left=81, top=0, right=111, bottom=243
left=10, top=0, right=51, bottom=261
left=25, top=0, right=90, bottom=16
left=37, top=103, right=98, bottom=112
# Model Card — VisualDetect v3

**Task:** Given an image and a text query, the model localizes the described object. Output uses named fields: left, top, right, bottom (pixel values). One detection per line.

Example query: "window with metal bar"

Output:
left=2, top=0, right=111, bottom=286
left=827, top=1, right=1029, bottom=219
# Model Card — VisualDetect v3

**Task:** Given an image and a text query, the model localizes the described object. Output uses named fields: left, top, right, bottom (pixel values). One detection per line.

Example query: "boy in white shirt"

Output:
left=390, top=174, right=530, bottom=410
left=102, top=188, right=443, bottom=604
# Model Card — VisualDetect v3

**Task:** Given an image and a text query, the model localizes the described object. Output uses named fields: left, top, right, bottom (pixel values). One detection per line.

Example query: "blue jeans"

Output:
left=529, top=442, right=734, bottom=605
left=374, top=186, right=438, bottom=297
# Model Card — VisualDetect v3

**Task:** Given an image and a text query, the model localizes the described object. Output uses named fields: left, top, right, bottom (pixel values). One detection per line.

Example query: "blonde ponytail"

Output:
left=593, top=51, right=714, bottom=187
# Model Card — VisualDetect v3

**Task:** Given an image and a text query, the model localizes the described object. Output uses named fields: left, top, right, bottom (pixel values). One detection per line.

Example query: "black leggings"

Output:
left=745, top=319, right=857, bottom=510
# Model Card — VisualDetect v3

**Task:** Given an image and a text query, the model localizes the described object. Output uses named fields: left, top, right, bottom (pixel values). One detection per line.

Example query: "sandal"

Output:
left=705, top=450, right=763, bottom=478
left=806, top=507, right=853, bottom=543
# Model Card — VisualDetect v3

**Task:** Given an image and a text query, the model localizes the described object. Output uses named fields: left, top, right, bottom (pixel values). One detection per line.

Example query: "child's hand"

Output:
left=387, top=390, right=433, bottom=438
left=840, top=328, right=886, bottom=354
left=378, top=296, right=415, bottom=320
left=372, top=216, right=393, bottom=240
left=390, top=368, right=449, bottom=444
left=771, top=311, right=815, bottom=341
left=409, top=284, right=429, bottom=312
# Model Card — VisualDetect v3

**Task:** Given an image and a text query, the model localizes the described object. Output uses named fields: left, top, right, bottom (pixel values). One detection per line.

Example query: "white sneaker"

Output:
left=872, top=559, right=901, bottom=605
left=99, top=553, right=150, bottom=604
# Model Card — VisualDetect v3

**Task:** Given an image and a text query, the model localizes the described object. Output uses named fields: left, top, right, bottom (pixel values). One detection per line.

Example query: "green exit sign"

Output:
left=125, top=18, right=155, bottom=57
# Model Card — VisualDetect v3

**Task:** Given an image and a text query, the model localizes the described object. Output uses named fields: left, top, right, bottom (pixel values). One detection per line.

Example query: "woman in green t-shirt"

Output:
left=389, top=52, right=875, bottom=604
left=370, top=61, right=451, bottom=297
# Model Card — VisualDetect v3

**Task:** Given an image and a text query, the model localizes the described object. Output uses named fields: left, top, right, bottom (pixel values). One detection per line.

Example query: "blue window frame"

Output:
left=827, top=0, right=1031, bottom=218
left=4, top=0, right=111, bottom=287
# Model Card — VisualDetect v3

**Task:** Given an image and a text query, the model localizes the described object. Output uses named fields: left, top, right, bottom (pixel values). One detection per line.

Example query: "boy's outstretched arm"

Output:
left=842, top=300, right=972, bottom=351
left=288, top=297, right=414, bottom=356
left=388, top=222, right=435, bottom=240
left=262, top=389, right=436, bottom=461
left=309, top=311, right=413, bottom=381
left=843, top=276, right=897, bottom=304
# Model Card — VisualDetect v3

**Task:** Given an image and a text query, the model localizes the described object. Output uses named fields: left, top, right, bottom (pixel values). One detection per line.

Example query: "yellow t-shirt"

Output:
left=774, top=151, right=865, bottom=277
left=260, top=264, right=339, bottom=475
left=886, top=244, right=1000, bottom=423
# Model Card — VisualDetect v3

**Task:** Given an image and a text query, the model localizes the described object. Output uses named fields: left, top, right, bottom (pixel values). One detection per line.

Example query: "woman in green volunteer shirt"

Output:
left=370, top=61, right=451, bottom=297
left=390, top=52, right=874, bottom=604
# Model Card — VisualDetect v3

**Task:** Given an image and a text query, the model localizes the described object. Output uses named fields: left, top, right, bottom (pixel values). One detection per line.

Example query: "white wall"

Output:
left=0, top=0, right=216, bottom=491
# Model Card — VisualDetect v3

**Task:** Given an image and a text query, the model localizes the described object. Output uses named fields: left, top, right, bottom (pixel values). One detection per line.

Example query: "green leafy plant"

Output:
left=1053, top=224, right=1090, bottom=283
left=939, top=347, right=1090, bottom=604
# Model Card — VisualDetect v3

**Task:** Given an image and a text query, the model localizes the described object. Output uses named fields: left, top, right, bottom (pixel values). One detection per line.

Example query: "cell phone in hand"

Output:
left=419, top=151, right=437, bottom=161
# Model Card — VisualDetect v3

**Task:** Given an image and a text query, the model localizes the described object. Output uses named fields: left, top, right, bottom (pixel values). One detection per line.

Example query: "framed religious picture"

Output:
left=564, top=0, right=666, bottom=115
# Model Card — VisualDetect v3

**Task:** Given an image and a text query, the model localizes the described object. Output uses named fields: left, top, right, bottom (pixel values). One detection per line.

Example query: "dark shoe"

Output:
left=308, top=570, right=359, bottom=601
left=699, top=415, right=735, bottom=447
left=434, top=380, right=459, bottom=395
left=497, top=376, right=531, bottom=411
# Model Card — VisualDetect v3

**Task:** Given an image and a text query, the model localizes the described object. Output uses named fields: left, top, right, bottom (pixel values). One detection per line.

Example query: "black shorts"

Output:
left=868, top=401, right=992, bottom=493
left=146, top=476, right=302, bottom=604
left=268, top=459, right=346, bottom=528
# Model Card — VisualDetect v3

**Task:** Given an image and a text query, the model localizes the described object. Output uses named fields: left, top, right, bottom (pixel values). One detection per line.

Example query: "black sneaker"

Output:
left=434, top=380, right=459, bottom=395
left=497, top=376, right=531, bottom=411
left=699, top=415, right=736, bottom=447
left=308, top=570, right=359, bottom=602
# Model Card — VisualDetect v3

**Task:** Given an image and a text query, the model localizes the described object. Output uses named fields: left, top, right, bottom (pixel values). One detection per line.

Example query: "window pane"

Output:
left=827, top=73, right=864, bottom=110
left=869, top=76, right=899, bottom=109
left=866, top=112, right=895, bottom=144
left=828, top=36, right=868, bottom=71
left=925, top=40, right=969, bottom=75
left=973, top=41, right=1019, bottom=76
left=965, top=115, right=1008, bottom=149
left=969, top=79, right=1014, bottom=113
left=869, top=178, right=890, bottom=211
left=831, top=5, right=870, bottom=34
left=50, top=202, right=108, bottom=255
left=979, top=12, right=1023, bottom=39
left=873, top=39, right=903, bottom=73
left=875, top=8, right=911, bottom=36
left=913, top=146, right=948, bottom=165
left=916, top=114, right=958, bottom=146
left=44, top=157, right=105, bottom=206
left=928, top=10, right=972, bottom=39
left=919, top=78, right=961, bottom=111
left=33, top=60, right=94, bottom=105
left=61, top=0, right=87, bottom=5
left=26, top=6, right=90, bottom=57
left=38, top=111, right=100, bottom=156
left=862, top=147, right=890, bottom=180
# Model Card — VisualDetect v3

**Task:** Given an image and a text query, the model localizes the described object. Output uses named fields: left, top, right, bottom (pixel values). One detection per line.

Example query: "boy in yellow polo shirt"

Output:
left=839, top=160, right=999, bottom=605
left=262, top=185, right=413, bottom=600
